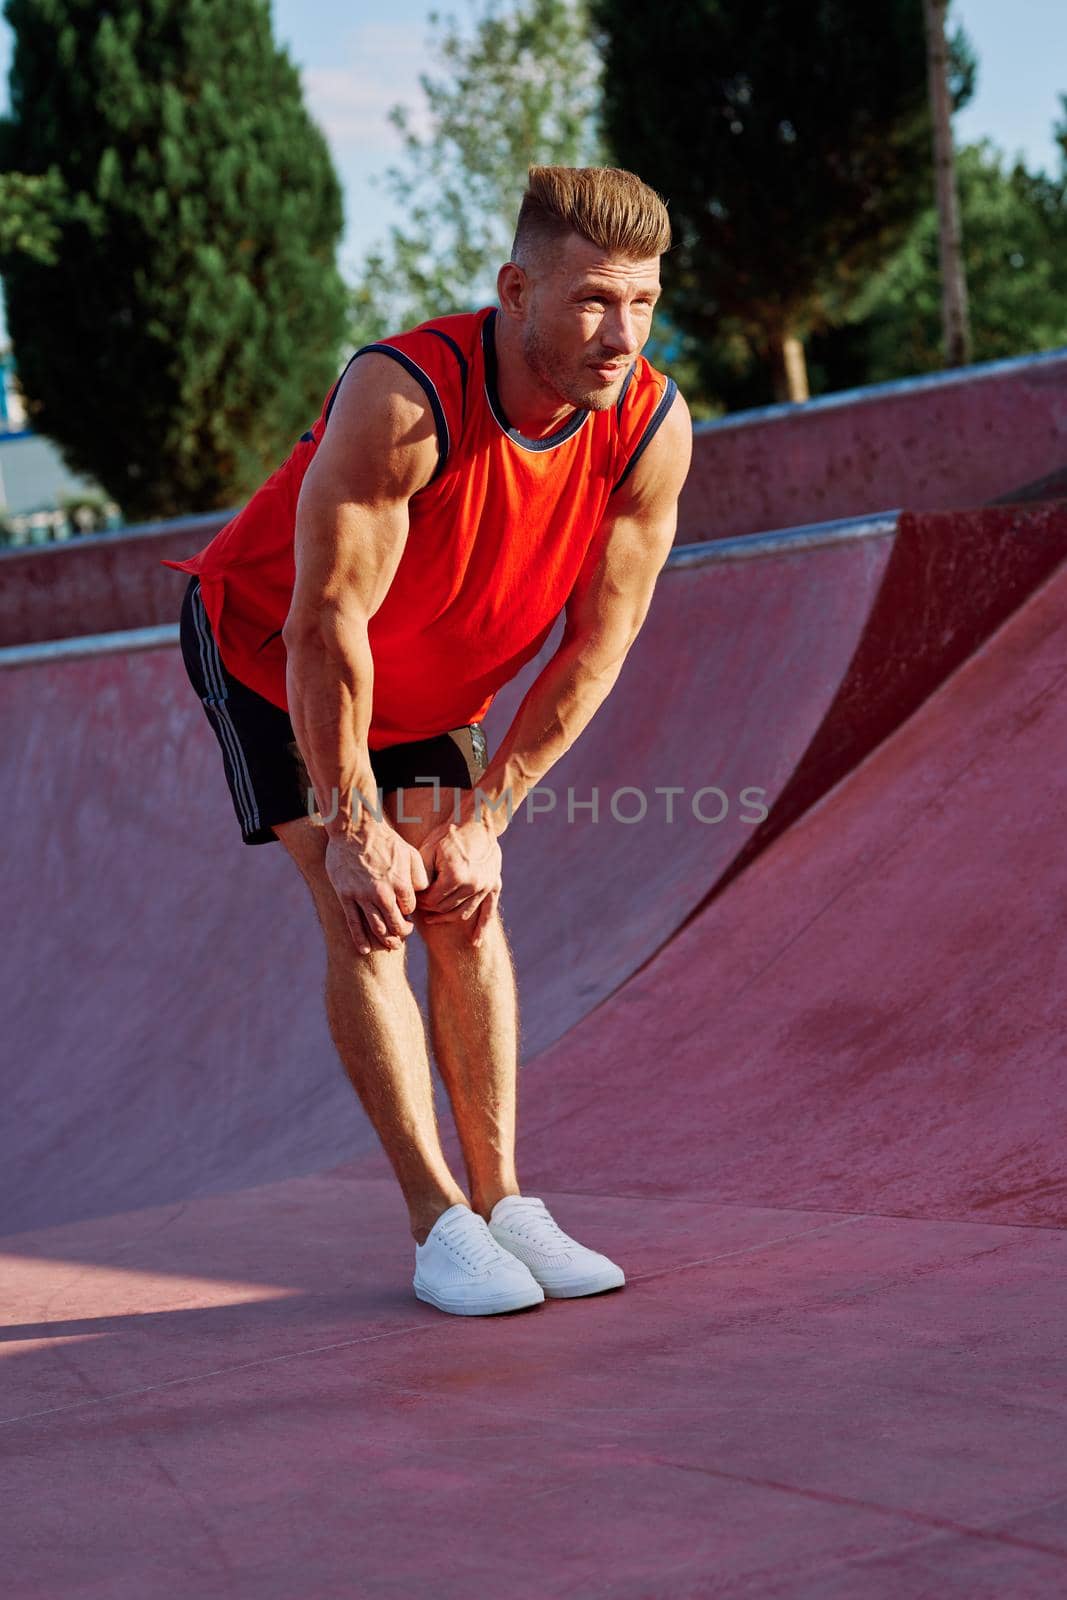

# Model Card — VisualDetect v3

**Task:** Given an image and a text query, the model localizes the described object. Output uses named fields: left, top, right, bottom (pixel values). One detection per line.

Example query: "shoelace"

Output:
left=437, top=1213, right=506, bottom=1273
left=497, top=1199, right=573, bottom=1246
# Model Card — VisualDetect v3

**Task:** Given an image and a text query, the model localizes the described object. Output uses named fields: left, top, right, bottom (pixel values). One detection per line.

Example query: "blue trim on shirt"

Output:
left=613, top=377, right=678, bottom=492
left=322, top=352, right=360, bottom=429
left=425, top=327, right=469, bottom=421
left=351, top=343, right=451, bottom=481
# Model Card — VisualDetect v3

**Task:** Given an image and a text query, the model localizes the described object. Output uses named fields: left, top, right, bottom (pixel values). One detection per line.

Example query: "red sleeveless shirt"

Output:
left=163, top=306, right=677, bottom=748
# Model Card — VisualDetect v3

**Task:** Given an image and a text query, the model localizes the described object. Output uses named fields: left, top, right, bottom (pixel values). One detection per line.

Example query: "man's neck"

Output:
left=491, top=312, right=580, bottom=441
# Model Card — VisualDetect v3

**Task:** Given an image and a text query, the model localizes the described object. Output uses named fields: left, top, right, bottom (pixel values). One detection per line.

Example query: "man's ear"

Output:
left=496, top=260, right=530, bottom=319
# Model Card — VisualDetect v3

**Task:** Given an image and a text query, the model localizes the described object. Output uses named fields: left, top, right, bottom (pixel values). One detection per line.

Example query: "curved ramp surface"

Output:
left=3, top=352, right=1064, bottom=650
left=708, top=498, right=1067, bottom=898
left=6, top=503, right=1067, bottom=1236
left=0, top=510, right=229, bottom=647
left=679, top=345, right=1067, bottom=541
left=518, top=552, right=1067, bottom=1224
left=0, top=533, right=889, bottom=1234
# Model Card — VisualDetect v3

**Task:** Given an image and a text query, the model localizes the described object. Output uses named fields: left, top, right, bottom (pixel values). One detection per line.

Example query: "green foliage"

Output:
left=853, top=141, right=1067, bottom=377
left=0, top=0, right=348, bottom=520
left=1056, top=93, right=1067, bottom=176
left=806, top=135, right=1067, bottom=393
left=348, top=0, right=604, bottom=348
left=0, top=169, right=83, bottom=264
left=589, top=0, right=977, bottom=407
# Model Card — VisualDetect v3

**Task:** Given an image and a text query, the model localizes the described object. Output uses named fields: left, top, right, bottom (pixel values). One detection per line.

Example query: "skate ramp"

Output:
left=5, top=546, right=1067, bottom=1599
left=0, top=510, right=230, bottom=647
left=5, top=500, right=1067, bottom=1236
left=4, top=348, right=1065, bottom=649
left=515, top=551, right=1067, bottom=1226
left=0, top=527, right=890, bottom=1235
left=703, top=498, right=1067, bottom=898
left=678, top=344, right=1067, bottom=540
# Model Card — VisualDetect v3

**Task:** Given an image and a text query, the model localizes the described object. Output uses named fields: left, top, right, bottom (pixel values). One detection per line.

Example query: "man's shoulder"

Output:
left=359, top=308, right=492, bottom=423
left=337, top=310, right=493, bottom=483
left=376, top=307, right=489, bottom=367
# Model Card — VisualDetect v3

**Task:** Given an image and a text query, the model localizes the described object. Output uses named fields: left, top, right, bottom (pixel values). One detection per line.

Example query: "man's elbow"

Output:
left=281, top=605, right=318, bottom=655
left=564, top=594, right=652, bottom=663
left=286, top=595, right=373, bottom=663
left=563, top=625, right=638, bottom=689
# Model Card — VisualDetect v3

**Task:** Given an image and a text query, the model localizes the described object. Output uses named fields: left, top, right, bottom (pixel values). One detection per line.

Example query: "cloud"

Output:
left=299, top=24, right=433, bottom=153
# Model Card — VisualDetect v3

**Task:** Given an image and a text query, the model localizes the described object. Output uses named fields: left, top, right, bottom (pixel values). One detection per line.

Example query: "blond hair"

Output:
left=511, top=165, right=671, bottom=267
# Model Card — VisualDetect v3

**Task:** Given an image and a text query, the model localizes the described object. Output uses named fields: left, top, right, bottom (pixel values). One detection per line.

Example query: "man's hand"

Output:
left=325, top=817, right=430, bottom=955
left=416, top=806, right=503, bottom=946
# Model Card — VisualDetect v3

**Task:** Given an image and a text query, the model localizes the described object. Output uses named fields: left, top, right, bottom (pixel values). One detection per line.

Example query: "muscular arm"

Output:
left=283, top=354, right=438, bottom=837
left=282, top=354, right=439, bottom=951
left=474, top=390, right=693, bottom=832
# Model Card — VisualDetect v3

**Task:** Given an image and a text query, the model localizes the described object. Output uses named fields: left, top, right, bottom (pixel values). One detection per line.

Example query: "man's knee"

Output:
left=274, top=816, right=409, bottom=966
left=416, top=899, right=502, bottom=950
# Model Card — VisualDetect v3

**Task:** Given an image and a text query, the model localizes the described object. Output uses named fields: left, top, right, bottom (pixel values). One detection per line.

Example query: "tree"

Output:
left=0, top=0, right=347, bottom=521
left=590, top=0, right=976, bottom=406
left=348, top=0, right=604, bottom=348
left=808, top=138, right=1067, bottom=390
left=923, top=0, right=971, bottom=364
left=0, top=170, right=77, bottom=264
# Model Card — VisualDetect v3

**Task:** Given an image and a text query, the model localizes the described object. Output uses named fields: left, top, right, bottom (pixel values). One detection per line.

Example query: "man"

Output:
left=168, top=164, right=692, bottom=1316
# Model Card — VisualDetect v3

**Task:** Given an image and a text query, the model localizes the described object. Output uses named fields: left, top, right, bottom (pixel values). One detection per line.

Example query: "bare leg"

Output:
left=421, top=912, right=521, bottom=1221
left=273, top=815, right=467, bottom=1243
left=385, top=787, right=522, bottom=1223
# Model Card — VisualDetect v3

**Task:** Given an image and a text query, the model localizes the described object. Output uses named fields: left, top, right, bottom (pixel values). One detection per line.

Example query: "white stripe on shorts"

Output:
left=192, top=582, right=262, bottom=835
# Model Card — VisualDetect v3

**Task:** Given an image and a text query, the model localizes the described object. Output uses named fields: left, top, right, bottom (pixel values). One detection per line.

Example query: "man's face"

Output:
left=520, top=233, right=662, bottom=411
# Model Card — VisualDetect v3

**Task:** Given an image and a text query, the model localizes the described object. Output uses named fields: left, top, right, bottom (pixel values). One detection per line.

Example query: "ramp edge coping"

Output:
left=0, top=512, right=903, bottom=669
left=668, top=512, right=899, bottom=568
left=693, top=343, right=1067, bottom=434
left=0, top=623, right=179, bottom=668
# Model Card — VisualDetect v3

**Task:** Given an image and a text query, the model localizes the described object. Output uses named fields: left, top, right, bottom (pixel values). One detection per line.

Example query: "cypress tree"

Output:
left=0, top=0, right=347, bottom=520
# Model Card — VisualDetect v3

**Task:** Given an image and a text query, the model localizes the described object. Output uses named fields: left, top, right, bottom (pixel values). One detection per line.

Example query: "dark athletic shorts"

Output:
left=179, top=575, right=489, bottom=846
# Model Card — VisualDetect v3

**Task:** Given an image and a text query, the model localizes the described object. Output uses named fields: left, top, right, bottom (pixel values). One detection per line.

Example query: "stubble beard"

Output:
left=522, top=322, right=628, bottom=413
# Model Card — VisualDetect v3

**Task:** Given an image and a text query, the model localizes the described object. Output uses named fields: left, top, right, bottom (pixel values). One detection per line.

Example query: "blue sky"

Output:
left=0, top=0, right=1064, bottom=282
left=270, top=0, right=1067, bottom=273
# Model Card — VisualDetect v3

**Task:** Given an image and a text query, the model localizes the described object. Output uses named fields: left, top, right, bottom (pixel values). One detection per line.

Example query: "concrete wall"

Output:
left=677, top=347, right=1067, bottom=541
left=0, top=511, right=230, bottom=646
left=2, top=346, right=1066, bottom=645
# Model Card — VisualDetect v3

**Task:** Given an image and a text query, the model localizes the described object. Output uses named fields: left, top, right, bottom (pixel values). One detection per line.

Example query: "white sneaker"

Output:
left=413, top=1203, right=546, bottom=1316
left=488, top=1196, right=626, bottom=1298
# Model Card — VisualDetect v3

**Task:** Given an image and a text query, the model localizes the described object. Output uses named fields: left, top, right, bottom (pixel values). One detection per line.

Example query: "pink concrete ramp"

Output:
left=0, top=528, right=892, bottom=1236
left=680, top=499, right=1067, bottom=905
left=0, top=509, right=230, bottom=647
left=5, top=504, right=1067, bottom=1240
left=677, top=345, right=1067, bottom=541
left=5, top=553, right=1067, bottom=1597
left=512, top=548, right=1067, bottom=1227
left=3, top=348, right=1064, bottom=651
